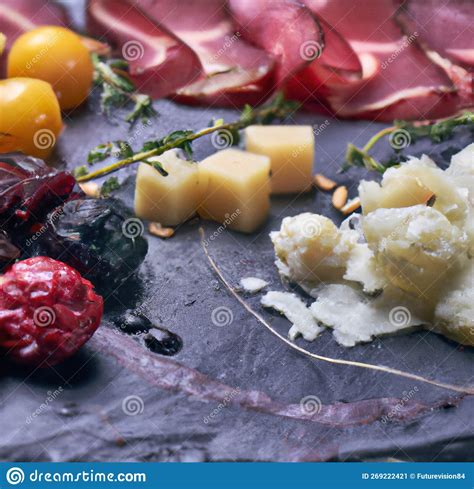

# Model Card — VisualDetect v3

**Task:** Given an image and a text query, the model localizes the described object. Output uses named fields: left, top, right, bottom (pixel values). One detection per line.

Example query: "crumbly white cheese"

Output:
left=447, top=145, right=474, bottom=255
left=433, top=260, right=474, bottom=346
left=239, top=277, right=269, bottom=293
left=343, top=243, right=386, bottom=293
left=359, top=154, right=469, bottom=228
left=268, top=145, right=473, bottom=347
left=448, top=144, right=474, bottom=181
left=362, top=205, right=467, bottom=298
left=271, top=212, right=358, bottom=286
left=261, top=291, right=322, bottom=341
left=310, top=284, right=424, bottom=347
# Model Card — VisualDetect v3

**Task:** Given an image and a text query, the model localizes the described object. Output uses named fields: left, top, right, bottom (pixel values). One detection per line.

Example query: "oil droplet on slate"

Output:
left=144, top=328, right=183, bottom=356
left=115, top=310, right=152, bottom=334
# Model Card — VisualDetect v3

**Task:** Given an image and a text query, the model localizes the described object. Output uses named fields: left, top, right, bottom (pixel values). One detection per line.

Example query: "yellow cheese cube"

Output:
left=198, top=148, right=271, bottom=233
left=244, top=125, right=314, bottom=194
left=134, top=150, right=200, bottom=226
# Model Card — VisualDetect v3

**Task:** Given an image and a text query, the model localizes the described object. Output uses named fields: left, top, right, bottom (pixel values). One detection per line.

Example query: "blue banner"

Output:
left=0, top=463, right=472, bottom=488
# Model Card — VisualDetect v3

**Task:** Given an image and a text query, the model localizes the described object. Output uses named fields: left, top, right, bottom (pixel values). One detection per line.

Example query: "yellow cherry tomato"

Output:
left=0, top=78, right=62, bottom=159
left=7, top=26, right=93, bottom=110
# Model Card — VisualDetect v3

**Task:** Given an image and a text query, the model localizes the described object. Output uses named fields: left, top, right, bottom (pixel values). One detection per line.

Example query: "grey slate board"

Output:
left=1, top=0, right=473, bottom=461
left=1, top=95, right=473, bottom=462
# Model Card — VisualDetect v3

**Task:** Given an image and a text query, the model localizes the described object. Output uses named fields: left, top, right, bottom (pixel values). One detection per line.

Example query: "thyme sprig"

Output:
left=92, top=53, right=156, bottom=125
left=343, top=112, right=474, bottom=173
left=76, top=92, right=300, bottom=183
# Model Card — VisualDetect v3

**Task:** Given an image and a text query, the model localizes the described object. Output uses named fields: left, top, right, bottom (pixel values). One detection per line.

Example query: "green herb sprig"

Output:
left=343, top=112, right=474, bottom=173
left=92, top=54, right=156, bottom=125
left=76, top=92, right=299, bottom=183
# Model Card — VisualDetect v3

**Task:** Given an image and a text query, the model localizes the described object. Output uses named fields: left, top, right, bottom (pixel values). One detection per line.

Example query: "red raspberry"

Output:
left=0, top=257, right=103, bottom=366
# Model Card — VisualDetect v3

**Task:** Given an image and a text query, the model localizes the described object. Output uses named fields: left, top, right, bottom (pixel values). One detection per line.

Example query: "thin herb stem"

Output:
left=77, top=96, right=297, bottom=182
left=362, top=126, right=396, bottom=152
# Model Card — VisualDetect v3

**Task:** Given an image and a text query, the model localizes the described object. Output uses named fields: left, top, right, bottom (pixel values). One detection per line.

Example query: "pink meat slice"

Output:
left=87, top=0, right=203, bottom=99
left=285, top=16, right=363, bottom=107
left=395, top=0, right=473, bottom=110
left=228, top=0, right=325, bottom=85
left=134, top=0, right=275, bottom=107
left=396, top=0, right=474, bottom=68
left=303, top=0, right=457, bottom=120
left=0, top=0, right=69, bottom=74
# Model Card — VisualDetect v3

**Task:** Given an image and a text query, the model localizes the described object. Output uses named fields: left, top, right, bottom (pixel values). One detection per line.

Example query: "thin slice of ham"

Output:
left=302, top=0, right=458, bottom=121
left=396, top=0, right=473, bottom=109
left=396, top=0, right=474, bottom=68
left=285, top=16, right=363, bottom=108
left=228, top=0, right=325, bottom=86
left=134, top=0, right=275, bottom=106
left=87, top=0, right=203, bottom=99
left=0, top=0, right=69, bottom=74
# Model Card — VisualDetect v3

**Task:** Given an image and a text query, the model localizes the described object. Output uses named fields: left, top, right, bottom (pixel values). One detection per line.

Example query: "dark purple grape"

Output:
left=32, top=198, right=148, bottom=291
left=0, top=231, right=20, bottom=271
left=0, top=153, right=75, bottom=233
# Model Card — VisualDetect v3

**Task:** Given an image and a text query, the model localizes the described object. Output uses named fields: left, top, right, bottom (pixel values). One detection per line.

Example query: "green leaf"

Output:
left=87, top=143, right=113, bottom=164
left=240, top=104, right=254, bottom=123
left=92, top=54, right=158, bottom=124
left=100, top=177, right=121, bottom=197
left=87, top=141, right=134, bottom=164
left=125, top=94, right=156, bottom=124
left=142, top=159, right=168, bottom=177
left=73, top=165, right=89, bottom=178
left=344, top=144, right=385, bottom=173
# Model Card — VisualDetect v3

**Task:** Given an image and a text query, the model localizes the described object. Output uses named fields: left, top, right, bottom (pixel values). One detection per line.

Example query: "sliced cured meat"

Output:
left=396, top=0, right=474, bottom=68
left=285, top=16, right=363, bottom=108
left=87, top=0, right=203, bottom=99
left=0, top=0, right=68, bottom=46
left=0, top=0, right=69, bottom=74
left=396, top=0, right=473, bottom=109
left=303, top=0, right=457, bottom=120
left=228, top=0, right=324, bottom=86
left=134, top=0, right=274, bottom=106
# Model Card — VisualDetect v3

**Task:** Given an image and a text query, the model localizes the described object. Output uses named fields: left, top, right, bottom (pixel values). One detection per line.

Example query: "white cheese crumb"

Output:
left=343, top=243, right=386, bottom=293
left=261, top=291, right=323, bottom=341
left=310, top=284, right=423, bottom=347
left=239, top=277, right=269, bottom=293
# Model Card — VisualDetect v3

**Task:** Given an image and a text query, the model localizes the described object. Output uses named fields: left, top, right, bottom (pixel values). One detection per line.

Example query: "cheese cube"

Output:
left=244, top=125, right=314, bottom=194
left=134, top=150, right=200, bottom=226
left=198, top=148, right=271, bottom=233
